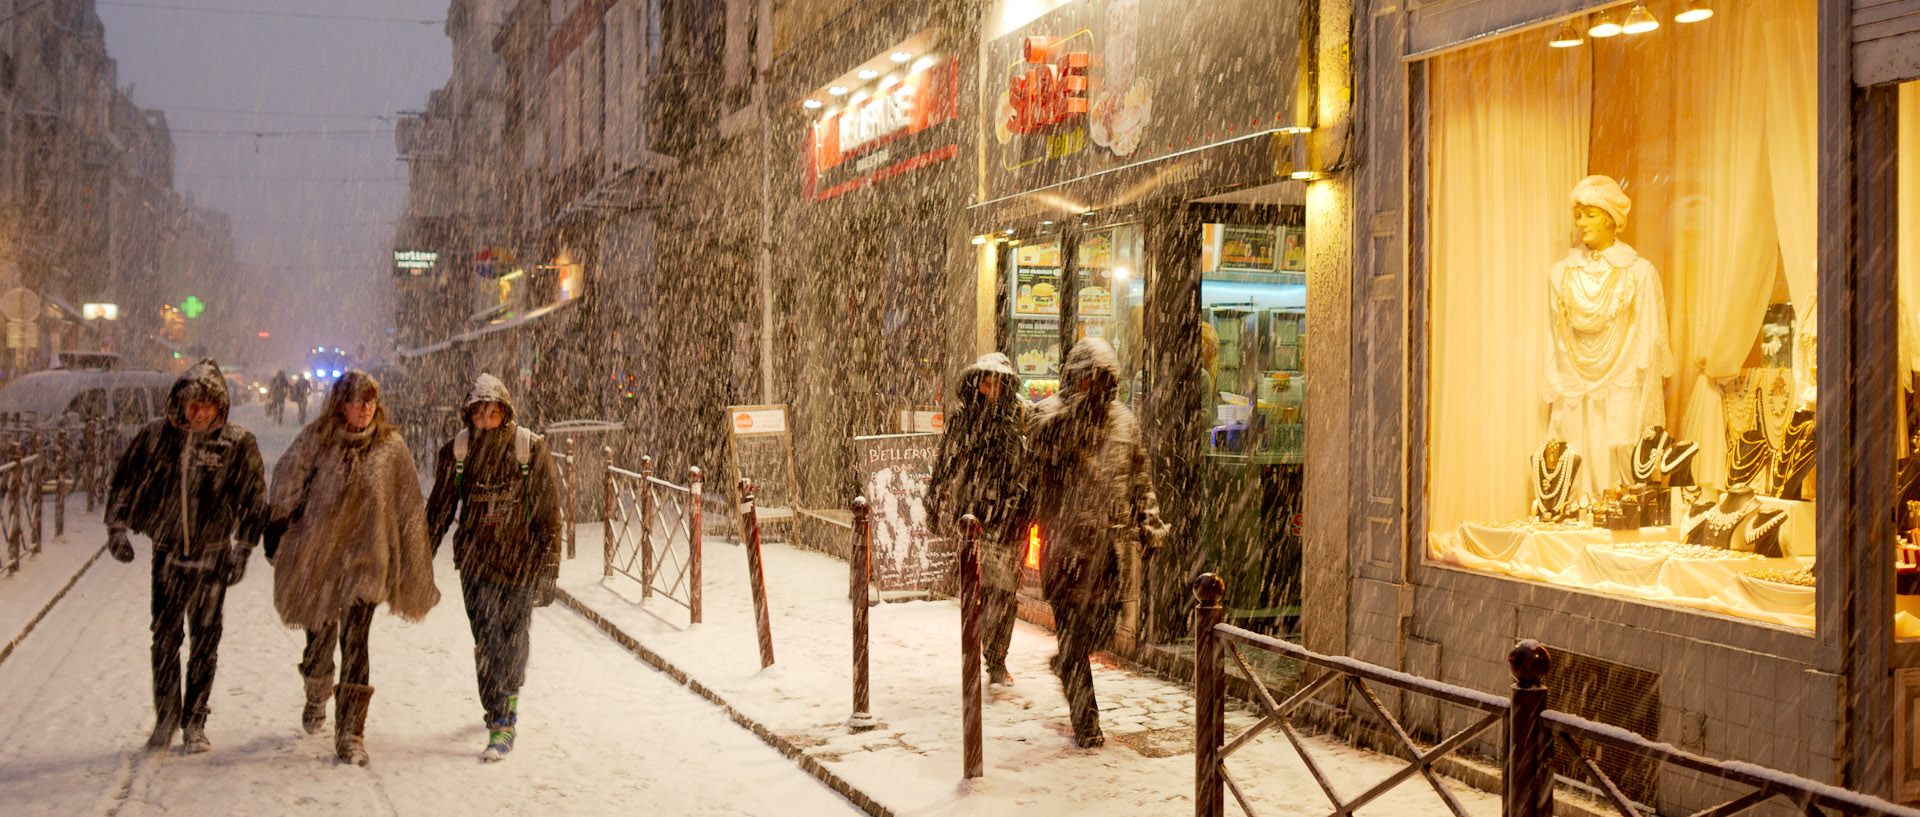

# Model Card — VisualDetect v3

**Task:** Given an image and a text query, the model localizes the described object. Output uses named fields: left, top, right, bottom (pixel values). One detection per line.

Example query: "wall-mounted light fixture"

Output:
left=1588, top=9, right=1622, bottom=37
left=1549, top=20, right=1584, bottom=48
left=1675, top=0, right=1713, bottom=23
left=1621, top=3, right=1659, bottom=34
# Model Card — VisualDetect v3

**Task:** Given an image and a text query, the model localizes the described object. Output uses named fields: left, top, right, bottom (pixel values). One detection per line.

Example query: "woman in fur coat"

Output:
left=265, top=370, right=439, bottom=766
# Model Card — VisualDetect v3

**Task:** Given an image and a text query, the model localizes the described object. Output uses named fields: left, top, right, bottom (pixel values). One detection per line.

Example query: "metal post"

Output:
left=53, top=429, right=65, bottom=538
left=849, top=496, right=875, bottom=731
left=639, top=455, right=656, bottom=598
left=1195, top=573, right=1227, bottom=817
left=83, top=420, right=96, bottom=513
left=8, top=441, right=22, bottom=568
left=740, top=478, right=776, bottom=668
left=602, top=446, right=616, bottom=578
left=564, top=437, right=578, bottom=559
left=28, top=447, right=41, bottom=554
left=1505, top=640, right=1554, bottom=817
left=689, top=466, right=704, bottom=624
left=960, top=513, right=984, bottom=780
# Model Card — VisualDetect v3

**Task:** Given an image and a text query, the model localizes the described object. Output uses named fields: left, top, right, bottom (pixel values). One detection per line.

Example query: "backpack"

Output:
left=452, top=425, right=538, bottom=521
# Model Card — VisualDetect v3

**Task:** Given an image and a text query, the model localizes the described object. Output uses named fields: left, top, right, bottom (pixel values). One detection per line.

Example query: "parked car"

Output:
left=0, top=368, right=180, bottom=440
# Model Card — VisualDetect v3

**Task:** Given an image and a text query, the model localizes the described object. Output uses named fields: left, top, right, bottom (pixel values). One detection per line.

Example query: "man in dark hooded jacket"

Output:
left=926, top=351, right=1028, bottom=688
left=1023, top=338, right=1167, bottom=748
left=425, top=373, right=562, bottom=762
left=105, top=359, right=268, bottom=754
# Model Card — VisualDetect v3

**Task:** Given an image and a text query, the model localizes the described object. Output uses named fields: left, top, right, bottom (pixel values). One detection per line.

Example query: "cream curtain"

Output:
left=1429, top=39, right=1590, bottom=530
left=1763, top=0, right=1819, bottom=401
left=1900, top=83, right=1920, bottom=389
left=1671, top=7, right=1779, bottom=490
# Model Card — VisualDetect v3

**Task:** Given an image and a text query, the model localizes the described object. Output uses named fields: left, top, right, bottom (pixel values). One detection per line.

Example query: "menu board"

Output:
left=1014, top=266, right=1062, bottom=316
left=727, top=404, right=799, bottom=523
left=1012, top=321, right=1060, bottom=376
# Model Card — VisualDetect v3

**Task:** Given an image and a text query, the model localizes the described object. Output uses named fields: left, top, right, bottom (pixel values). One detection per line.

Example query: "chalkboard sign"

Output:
left=854, top=432, right=950, bottom=592
left=727, top=404, right=798, bottom=523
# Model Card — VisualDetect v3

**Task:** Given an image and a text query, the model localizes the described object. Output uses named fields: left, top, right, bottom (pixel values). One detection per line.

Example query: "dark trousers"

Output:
left=300, top=601, right=376, bottom=687
left=982, top=586, right=1018, bottom=672
left=1048, top=593, right=1113, bottom=741
left=151, top=554, right=227, bottom=728
left=460, top=572, right=533, bottom=723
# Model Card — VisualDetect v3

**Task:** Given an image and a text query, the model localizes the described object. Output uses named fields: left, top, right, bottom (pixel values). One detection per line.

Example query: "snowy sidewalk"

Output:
left=0, top=490, right=114, bottom=668
left=555, top=527, right=1503, bottom=817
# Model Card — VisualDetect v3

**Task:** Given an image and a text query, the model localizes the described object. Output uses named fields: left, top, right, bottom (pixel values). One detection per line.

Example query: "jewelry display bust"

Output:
left=1630, top=425, right=1699, bottom=488
left=1682, top=484, right=1784, bottom=555
left=1727, top=428, right=1771, bottom=492
left=1530, top=439, right=1581, bottom=522
left=1773, top=407, right=1814, bottom=501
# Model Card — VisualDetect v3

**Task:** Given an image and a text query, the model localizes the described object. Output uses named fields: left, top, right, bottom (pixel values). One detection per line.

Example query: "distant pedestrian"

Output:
left=104, top=359, right=268, bottom=754
left=268, top=370, right=290, bottom=425
left=926, top=352, right=1028, bottom=689
left=289, top=375, right=312, bottom=425
left=1022, top=338, right=1167, bottom=749
left=425, top=373, right=562, bottom=762
left=264, top=370, right=438, bottom=766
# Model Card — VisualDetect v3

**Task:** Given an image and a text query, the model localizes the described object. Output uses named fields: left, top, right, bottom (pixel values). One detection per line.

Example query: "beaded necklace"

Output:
left=1532, top=445, right=1574, bottom=515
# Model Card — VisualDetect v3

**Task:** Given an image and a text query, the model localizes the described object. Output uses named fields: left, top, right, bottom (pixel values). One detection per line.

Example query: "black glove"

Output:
left=261, top=517, right=288, bottom=564
left=220, top=545, right=252, bottom=586
left=533, top=553, right=559, bottom=607
left=107, top=527, right=134, bottom=563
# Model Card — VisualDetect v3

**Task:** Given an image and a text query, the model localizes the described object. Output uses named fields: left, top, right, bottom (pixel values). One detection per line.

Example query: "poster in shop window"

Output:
left=853, top=433, right=951, bottom=593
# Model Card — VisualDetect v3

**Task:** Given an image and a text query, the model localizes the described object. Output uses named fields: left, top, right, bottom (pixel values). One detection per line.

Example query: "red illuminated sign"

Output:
left=1007, top=36, right=1089, bottom=134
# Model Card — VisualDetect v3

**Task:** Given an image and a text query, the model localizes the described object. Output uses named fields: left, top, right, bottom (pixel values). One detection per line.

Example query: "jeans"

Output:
left=461, top=572, right=533, bottom=722
left=151, top=553, right=227, bottom=728
left=982, top=586, right=1018, bottom=673
left=300, top=601, right=376, bottom=687
left=1047, top=593, right=1114, bottom=742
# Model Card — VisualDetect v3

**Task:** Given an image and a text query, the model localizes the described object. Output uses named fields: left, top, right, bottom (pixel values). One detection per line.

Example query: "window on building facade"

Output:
left=1424, top=0, right=1820, bottom=631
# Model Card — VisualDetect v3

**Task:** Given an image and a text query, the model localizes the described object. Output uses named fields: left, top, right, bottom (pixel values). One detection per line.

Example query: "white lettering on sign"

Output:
left=855, top=148, right=892, bottom=173
left=838, top=81, right=918, bottom=155
left=730, top=406, right=788, bottom=435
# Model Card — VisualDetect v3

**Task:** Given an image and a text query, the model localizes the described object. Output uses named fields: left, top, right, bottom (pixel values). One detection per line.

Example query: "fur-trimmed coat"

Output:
left=270, top=422, right=439, bottom=629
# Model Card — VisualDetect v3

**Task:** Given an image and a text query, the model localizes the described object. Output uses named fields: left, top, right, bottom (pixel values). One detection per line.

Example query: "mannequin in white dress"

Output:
left=1544, top=175, right=1676, bottom=496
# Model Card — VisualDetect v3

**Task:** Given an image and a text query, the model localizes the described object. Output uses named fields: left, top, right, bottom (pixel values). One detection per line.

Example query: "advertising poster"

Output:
left=1221, top=225, right=1277, bottom=271
left=853, top=433, right=950, bottom=592
left=1013, top=266, right=1061, bottom=316
left=727, top=404, right=797, bottom=522
left=1281, top=227, right=1307, bottom=271
left=1012, top=320, right=1060, bottom=377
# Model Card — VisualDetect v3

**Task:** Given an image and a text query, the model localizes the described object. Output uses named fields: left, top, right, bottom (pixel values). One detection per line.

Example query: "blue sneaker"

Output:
left=480, top=694, right=518, bottom=763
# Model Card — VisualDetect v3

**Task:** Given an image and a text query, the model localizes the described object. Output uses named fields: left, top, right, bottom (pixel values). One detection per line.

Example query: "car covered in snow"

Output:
left=0, top=367, right=181, bottom=435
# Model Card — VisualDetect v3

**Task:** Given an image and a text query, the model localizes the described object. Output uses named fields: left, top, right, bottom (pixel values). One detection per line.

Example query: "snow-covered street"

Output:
left=0, top=405, right=864, bottom=816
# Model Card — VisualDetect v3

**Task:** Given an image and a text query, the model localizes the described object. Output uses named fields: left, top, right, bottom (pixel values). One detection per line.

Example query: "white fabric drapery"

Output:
left=1429, top=39, right=1590, bottom=530
left=1671, top=6, right=1780, bottom=491
left=1763, top=0, right=1818, bottom=402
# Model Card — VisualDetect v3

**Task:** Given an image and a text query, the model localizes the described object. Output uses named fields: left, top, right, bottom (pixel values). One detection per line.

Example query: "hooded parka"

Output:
left=1024, top=339, right=1168, bottom=626
left=926, top=352, right=1027, bottom=591
left=107, top=359, right=268, bottom=560
left=269, top=371, right=438, bottom=629
left=425, top=373, right=563, bottom=584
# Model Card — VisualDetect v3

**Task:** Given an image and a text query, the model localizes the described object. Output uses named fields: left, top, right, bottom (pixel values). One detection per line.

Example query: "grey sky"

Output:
left=96, top=0, right=452, bottom=370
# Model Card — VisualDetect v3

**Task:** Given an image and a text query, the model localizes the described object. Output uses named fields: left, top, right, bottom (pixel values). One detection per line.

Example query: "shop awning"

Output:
left=394, top=297, right=581, bottom=360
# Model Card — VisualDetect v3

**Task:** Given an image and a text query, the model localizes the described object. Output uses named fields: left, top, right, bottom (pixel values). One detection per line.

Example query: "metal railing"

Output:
left=602, top=454, right=705, bottom=623
left=0, top=418, right=109, bottom=576
left=548, top=436, right=579, bottom=559
left=1191, top=573, right=1920, bottom=817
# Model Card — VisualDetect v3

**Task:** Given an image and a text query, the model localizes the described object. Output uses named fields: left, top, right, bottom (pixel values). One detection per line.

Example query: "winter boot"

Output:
left=145, top=709, right=180, bottom=753
left=181, top=706, right=212, bottom=754
left=480, top=693, right=518, bottom=763
left=302, top=676, right=332, bottom=735
left=334, top=683, right=374, bottom=766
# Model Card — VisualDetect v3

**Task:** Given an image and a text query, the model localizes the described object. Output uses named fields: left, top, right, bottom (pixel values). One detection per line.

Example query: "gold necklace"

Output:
left=1728, top=430, right=1771, bottom=486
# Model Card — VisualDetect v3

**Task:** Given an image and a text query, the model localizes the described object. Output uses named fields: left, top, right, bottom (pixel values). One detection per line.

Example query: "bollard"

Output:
left=7, top=442, right=23, bottom=567
left=1505, top=640, right=1554, bottom=817
left=602, top=446, right=616, bottom=578
left=959, top=513, right=983, bottom=780
left=689, top=466, right=704, bottom=624
left=849, top=496, right=875, bottom=731
left=83, top=420, right=96, bottom=513
left=1194, top=573, right=1227, bottom=817
left=53, top=430, right=65, bottom=538
left=564, top=436, right=578, bottom=559
left=639, top=455, right=656, bottom=598
left=28, top=447, right=41, bottom=554
left=740, top=478, right=776, bottom=668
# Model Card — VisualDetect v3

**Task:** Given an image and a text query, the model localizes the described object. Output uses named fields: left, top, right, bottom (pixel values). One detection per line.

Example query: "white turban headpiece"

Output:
left=1570, top=174, right=1631, bottom=230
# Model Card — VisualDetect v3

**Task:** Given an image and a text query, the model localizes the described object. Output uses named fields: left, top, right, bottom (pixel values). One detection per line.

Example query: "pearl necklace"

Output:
left=1532, top=446, right=1574, bottom=515
left=1630, top=433, right=1667, bottom=483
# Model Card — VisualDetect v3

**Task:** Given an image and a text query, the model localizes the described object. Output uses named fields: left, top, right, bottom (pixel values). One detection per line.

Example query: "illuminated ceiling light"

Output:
left=1588, top=9, right=1623, bottom=38
left=1675, top=0, right=1713, bottom=23
left=971, top=235, right=987, bottom=245
left=1621, top=3, right=1659, bottom=34
left=802, top=99, right=822, bottom=109
left=890, top=51, right=912, bottom=63
left=1113, top=267, right=1129, bottom=281
left=857, top=68, right=879, bottom=80
left=911, top=55, right=938, bottom=72
left=828, top=85, right=849, bottom=96
left=1549, top=20, right=1584, bottom=48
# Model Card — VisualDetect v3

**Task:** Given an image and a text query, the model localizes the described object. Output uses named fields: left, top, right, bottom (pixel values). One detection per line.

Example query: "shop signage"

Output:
left=982, top=0, right=1302, bottom=201
left=854, top=432, right=951, bottom=592
left=81, top=303, right=118, bottom=320
left=727, top=403, right=799, bottom=524
left=806, top=55, right=961, bottom=202
left=474, top=247, right=513, bottom=279
left=394, top=250, right=437, bottom=275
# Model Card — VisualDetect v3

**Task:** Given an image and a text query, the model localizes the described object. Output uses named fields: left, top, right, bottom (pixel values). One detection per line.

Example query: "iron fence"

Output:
left=602, top=454, right=704, bottom=623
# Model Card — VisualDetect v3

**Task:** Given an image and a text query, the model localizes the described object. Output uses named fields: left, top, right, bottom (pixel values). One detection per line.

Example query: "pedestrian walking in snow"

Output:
left=263, top=370, right=438, bottom=766
left=289, top=375, right=311, bottom=425
left=104, top=359, right=268, bottom=754
left=424, top=373, right=563, bottom=762
left=926, top=352, right=1028, bottom=689
left=268, top=370, right=289, bottom=425
left=1021, top=338, right=1167, bottom=749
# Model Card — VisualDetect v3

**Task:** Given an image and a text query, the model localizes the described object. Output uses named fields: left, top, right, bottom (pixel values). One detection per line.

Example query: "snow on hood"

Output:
left=461, top=373, right=516, bottom=426
left=1060, top=337, right=1121, bottom=389
left=166, top=358, right=229, bottom=431
left=957, top=352, right=1019, bottom=405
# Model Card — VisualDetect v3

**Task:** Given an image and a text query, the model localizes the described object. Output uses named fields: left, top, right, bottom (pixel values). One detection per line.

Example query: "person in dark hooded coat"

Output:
left=926, top=352, right=1028, bottom=688
left=425, top=373, right=563, bottom=762
left=105, top=359, right=268, bottom=754
left=1022, top=338, right=1167, bottom=748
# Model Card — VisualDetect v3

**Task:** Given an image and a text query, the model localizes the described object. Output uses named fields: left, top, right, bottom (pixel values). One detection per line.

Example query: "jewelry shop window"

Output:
left=1423, top=0, right=1821, bottom=630
left=1898, top=81, right=1920, bottom=637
